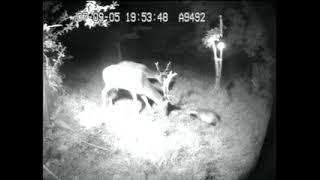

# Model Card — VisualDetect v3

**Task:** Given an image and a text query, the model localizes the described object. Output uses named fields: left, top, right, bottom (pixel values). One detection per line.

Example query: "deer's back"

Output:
left=102, top=64, right=145, bottom=91
left=117, top=61, right=159, bottom=79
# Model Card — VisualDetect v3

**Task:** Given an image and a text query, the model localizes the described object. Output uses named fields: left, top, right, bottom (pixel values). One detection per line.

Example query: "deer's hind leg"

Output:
left=129, top=90, right=142, bottom=113
left=101, top=85, right=112, bottom=108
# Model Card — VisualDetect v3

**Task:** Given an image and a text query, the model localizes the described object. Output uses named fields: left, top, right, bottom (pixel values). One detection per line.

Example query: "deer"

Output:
left=101, top=60, right=177, bottom=115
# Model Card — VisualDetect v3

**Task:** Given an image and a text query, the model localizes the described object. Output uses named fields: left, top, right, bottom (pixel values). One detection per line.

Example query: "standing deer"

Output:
left=101, top=60, right=175, bottom=115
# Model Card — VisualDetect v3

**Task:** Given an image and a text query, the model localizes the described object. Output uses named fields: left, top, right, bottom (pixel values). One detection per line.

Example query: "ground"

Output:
left=43, top=59, right=272, bottom=180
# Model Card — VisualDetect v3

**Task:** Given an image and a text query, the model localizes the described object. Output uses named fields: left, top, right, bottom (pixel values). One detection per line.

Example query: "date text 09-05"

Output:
left=74, top=12, right=206, bottom=23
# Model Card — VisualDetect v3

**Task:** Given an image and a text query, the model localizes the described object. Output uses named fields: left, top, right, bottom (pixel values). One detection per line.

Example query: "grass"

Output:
left=44, top=59, right=272, bottom=180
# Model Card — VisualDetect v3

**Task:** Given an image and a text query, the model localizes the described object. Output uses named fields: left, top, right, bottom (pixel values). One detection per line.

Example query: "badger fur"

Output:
left=188, top=109, right=221, bottom=126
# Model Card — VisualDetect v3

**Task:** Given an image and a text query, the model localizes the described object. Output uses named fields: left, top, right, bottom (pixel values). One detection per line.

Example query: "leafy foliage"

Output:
left=43, top=1, right=119, bottom=178
left=202, top=27, right=222, bottom=48
left=43, top=0, right=119, bottom=92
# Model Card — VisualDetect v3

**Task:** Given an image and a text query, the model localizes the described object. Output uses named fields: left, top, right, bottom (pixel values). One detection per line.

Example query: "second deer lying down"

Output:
left=101, top=60, right=176, bottom=115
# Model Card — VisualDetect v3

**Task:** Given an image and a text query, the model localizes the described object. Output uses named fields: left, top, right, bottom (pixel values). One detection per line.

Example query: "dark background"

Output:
left=57, top=1, right=276, bottom=81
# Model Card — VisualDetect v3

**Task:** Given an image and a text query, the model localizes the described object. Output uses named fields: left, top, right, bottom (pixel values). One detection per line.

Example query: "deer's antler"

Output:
left=164, top=61, right=171, bottom=74
left=153, top=61, right=178, bottom=101
left=155, top=61, right=161, bottom=74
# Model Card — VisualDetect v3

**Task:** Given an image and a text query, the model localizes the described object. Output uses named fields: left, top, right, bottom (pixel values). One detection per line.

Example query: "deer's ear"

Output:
left=172, top=72, right=178, bottom=78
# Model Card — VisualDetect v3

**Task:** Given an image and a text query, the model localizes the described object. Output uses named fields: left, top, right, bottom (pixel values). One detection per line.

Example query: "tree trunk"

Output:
left=215, top=60, right=222, bottom=89
left=43, top=73, right=51, bottom=164
left=43, top=75, right=50, bottom=132
left=116, top=41, right=122, bottom=62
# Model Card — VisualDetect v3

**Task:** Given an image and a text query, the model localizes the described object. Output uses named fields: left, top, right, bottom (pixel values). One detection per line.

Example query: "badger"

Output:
left=188, top=108, right=221, bottom=126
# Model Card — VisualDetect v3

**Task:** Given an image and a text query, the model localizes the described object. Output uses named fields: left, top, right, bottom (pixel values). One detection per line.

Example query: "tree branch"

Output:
left=43, top=164, right=61, bottom=180
left=81, top=140, right=110, bottom=152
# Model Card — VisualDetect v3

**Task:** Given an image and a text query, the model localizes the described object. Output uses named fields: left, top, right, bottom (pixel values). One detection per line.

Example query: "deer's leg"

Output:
left=141, top=95, right=153, bottom=112
left=144, top=81, right=168, bottom=108
left=101, top=85, right=111, bottom=108
left=130, top=91, right=138, bottom=104
left=130, top=91, right=138, bottom=103
left=143, top=79, right=169, bottom=116
left=129, top=91, right=141, bottom=113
